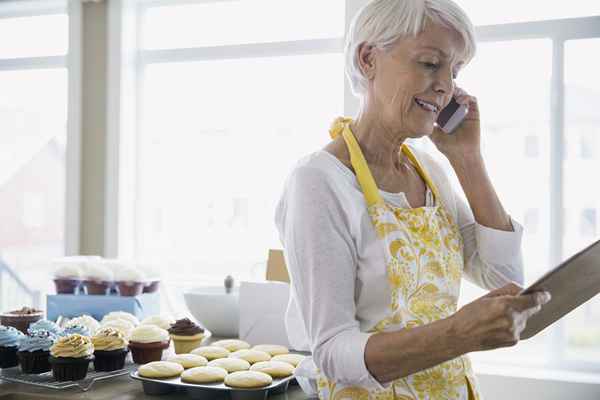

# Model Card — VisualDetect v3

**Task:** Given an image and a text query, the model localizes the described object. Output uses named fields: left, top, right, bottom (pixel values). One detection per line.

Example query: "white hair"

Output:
left=345, top=0, right=476, bottom=99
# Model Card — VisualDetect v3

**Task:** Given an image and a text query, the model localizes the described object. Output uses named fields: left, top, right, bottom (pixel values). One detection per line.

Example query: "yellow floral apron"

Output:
left=316, top=117, right=482, bottom=400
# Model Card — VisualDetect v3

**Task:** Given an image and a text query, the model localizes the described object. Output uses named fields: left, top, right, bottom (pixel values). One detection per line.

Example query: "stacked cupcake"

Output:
left=168, top=318, right=205, bottom=354
left=113, top=265, right=146, bottom=297
left=17, top=330, right=57, bottom=373
left=49, top=334, right=94, bottom=381
left=82, top=261, right=114, bottom=295
left=92, top=327, right=129, bottom=371
left=0, top=325, right=24, bottom=368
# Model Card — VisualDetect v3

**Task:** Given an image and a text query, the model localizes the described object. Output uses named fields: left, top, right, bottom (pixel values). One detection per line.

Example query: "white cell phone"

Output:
left=435, top=97, right=468, bottom=134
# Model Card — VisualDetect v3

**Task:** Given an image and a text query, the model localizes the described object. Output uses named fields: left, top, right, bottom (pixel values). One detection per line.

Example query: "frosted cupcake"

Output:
left=0, top=325, right=24, bottom=368
left=18, top=330, right=57, bottom=374
left=0, top=307, right=43, bottom=334
left=82, top=262, right=114, bottom=295
left=102, top=311, right=139, bottom=327
left=52, top=257, right=85, bottom=294
left=114, top=265, right=146, bottom=297
left=49, top=334, right=94, bottom=381
left=61, top=324, right=91, bottom=337
left=128, top=325, right=170, bottom=364
left=168, top=318, right=205, bottom=354
left=66, top=315, right=101, bottom=336
left=141, top=315, right=174, bottom=330
left=28, top=319, right=63, bottom=337
left=92, top=327, right=129, bottom=371
left=100, top=318, right=135, bottom=339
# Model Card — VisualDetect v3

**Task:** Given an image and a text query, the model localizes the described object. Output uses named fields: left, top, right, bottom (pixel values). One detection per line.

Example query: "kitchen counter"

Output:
left=0, top=374, right=309, bottom=399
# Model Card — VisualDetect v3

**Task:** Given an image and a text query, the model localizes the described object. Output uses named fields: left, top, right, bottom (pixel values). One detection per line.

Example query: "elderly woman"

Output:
left=275, top=0, right=551, bottom=399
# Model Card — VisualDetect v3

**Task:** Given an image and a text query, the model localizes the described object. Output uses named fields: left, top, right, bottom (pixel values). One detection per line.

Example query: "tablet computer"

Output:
left=519, top=238, right=600, bottom=340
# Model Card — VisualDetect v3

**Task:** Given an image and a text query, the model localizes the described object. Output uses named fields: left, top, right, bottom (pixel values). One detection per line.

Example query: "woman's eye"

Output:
left=421, top=62, right=439, bottom=70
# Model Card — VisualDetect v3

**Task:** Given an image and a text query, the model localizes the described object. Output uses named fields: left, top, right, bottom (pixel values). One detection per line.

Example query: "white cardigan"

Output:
left=274, top=146, right=525, bottom=391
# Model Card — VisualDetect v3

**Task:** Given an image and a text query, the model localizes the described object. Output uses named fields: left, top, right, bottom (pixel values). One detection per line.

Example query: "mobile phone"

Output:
left=436, top=97, right=468, bottom=134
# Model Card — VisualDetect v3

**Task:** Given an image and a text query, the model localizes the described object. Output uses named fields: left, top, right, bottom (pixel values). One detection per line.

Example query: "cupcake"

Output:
left=0, top=307, right=43, bottom=334
left=168, top=318, right=205, bottom=354
left=102, top=311, right=140, bottom=327
left=17, top=330, right=56, bottom=374
left=82, top=262, right=114, bottom=295
left=128, top=325, right=170, bottom=364
left=66, top=315, right=100, bottom=336
left=52, top=257, right=86, bottom=294
left=114, top=265, right=146, bottom=297
left=100, top=318, right=135, bottom=339
left=138, top=263, right=161, bottom=293
left=61, top=324, right=91, bottom=337
left=0, top=325, right=25, bottom=368
left=141, top=315, right=174, bottom=330
left=28, top=319, right=63, bottom=337
left=91, top=327, right=129, bottom=371
left=49, top=334, right=94, bottom=381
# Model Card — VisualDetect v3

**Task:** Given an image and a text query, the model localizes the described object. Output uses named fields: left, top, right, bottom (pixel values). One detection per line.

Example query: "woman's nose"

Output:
left=432, top=70, right=454, bottom=96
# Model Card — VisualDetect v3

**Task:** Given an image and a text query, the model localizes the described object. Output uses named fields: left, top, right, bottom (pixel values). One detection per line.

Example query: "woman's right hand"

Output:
left=449, top=282, right=551, bottom=352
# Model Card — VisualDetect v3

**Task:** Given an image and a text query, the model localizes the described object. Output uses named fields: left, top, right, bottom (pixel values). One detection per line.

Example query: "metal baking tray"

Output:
left=0, top=363, right=136, bottom=392
left=130, top=370, right=295, bottom=400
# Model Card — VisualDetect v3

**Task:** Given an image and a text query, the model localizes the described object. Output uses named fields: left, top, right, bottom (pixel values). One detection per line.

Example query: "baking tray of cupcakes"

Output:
left=130, top=339, right=306, bottom=400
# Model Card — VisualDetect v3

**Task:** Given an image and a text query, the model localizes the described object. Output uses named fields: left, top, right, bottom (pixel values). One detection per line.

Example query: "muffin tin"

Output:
left=130, top=370, right=295, bottom=400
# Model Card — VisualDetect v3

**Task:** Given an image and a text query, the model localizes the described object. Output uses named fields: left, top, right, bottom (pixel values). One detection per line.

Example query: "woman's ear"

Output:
left=357, top=42, right=376, bottom=80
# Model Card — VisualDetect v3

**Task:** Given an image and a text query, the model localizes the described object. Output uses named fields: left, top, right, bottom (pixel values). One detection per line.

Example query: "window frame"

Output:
left=0, top=0, right=82, bottom=256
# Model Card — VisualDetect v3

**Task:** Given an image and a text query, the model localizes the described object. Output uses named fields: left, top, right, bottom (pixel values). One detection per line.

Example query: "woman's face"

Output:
left=361, top=22, right=467, bottom=137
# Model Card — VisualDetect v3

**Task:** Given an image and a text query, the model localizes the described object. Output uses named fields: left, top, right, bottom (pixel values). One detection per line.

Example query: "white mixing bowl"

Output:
left=184, top=286, right=239, bottom=337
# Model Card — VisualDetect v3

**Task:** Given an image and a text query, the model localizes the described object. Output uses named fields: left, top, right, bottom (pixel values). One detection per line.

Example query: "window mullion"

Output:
left=548, top=38, right=566, bottom=368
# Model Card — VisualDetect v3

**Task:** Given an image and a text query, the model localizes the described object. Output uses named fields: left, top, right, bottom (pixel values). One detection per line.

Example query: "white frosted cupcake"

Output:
left=128, top=325, right=170, bottom=364
left=141, top=315, right=175, bottom=330
left=100, top=318, right=135, bottom=339
left=52, top=257, right=84, bottom=294
left=82, top=261, right=114, bottom=295
left=114, top=266, right=146, bottom=297
left=102, top=312, right=139, bottom=327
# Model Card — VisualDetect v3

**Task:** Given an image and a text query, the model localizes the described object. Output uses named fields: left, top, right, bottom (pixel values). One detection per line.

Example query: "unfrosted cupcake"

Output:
left=100, top=318, right=135, bottom=339
left=0, top=325, right=24, bottom=368
left=66, top=315, right=101, bottom=336
left=18, top=330, right=56, bottom=374
left=114, top=265, right=146, bottom=297
left=128, top=325, right=170, bottom=364
left=28, top=319, right=63, bottom=337
left=49, top=334, right=94, bottom=381
left=168, top=318, right=205, bottom=354
left=0, top=307, right=43, bottom=334
left=141, top=315, right=174, bottom=330
left=92, top=327, right=129, bottom=371
left=102, top=311, right=139, bottom=327
left=82, top=262, right=114, bottom=295
left=52, top=257, right=85, bottom=294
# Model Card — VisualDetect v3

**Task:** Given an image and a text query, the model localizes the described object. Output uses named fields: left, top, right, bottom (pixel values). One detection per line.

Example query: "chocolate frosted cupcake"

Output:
left=18, top=330, right=56, bottom=374
left=49, top=334, right=94, bottom=381
left=91, top=327, right=129, bottom=371
left=168, top=318, right=205, bottom=354
left=128, top=325, right=170, bottom=364
left=0, top=325, right=24, bottom=368
left=0, top=307, right=43, bottom=334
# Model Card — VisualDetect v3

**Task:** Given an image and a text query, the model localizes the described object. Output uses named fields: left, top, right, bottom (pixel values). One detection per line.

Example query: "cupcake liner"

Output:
left=170, top=334, right=205, bottom=354
left=128, top=340, right=170, bottom=364
left=49, top=356, right=94, bottom=382
left=53, top=279, right=81, bottom=295
left=18, top=350, right=51, bottom=374
left=0, top=346, right=19, bottom=368
left=117, top=282, right=144, bottom=297
left=84, top=281, right=110, bottom=295
left=93, top=349, right=128, bottom=371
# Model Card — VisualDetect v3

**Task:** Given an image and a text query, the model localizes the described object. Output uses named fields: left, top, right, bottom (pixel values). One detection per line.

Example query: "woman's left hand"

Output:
left=428, top=87, right=481, bottom=160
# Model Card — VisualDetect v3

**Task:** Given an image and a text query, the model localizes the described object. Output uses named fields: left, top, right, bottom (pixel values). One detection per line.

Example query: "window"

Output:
left=0, top=1, right=70, bottom=311
left=125, top=0, right=345, bottom=308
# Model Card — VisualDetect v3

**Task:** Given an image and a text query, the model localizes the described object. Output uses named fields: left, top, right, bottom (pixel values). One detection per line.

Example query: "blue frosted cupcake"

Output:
left=61, top=324, right=90, bottom=337
left=18, top=330, right=57, bottom=374
left=0, top=325, right=24, bottom=368
left=28, top=319, right=63, bottom=337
